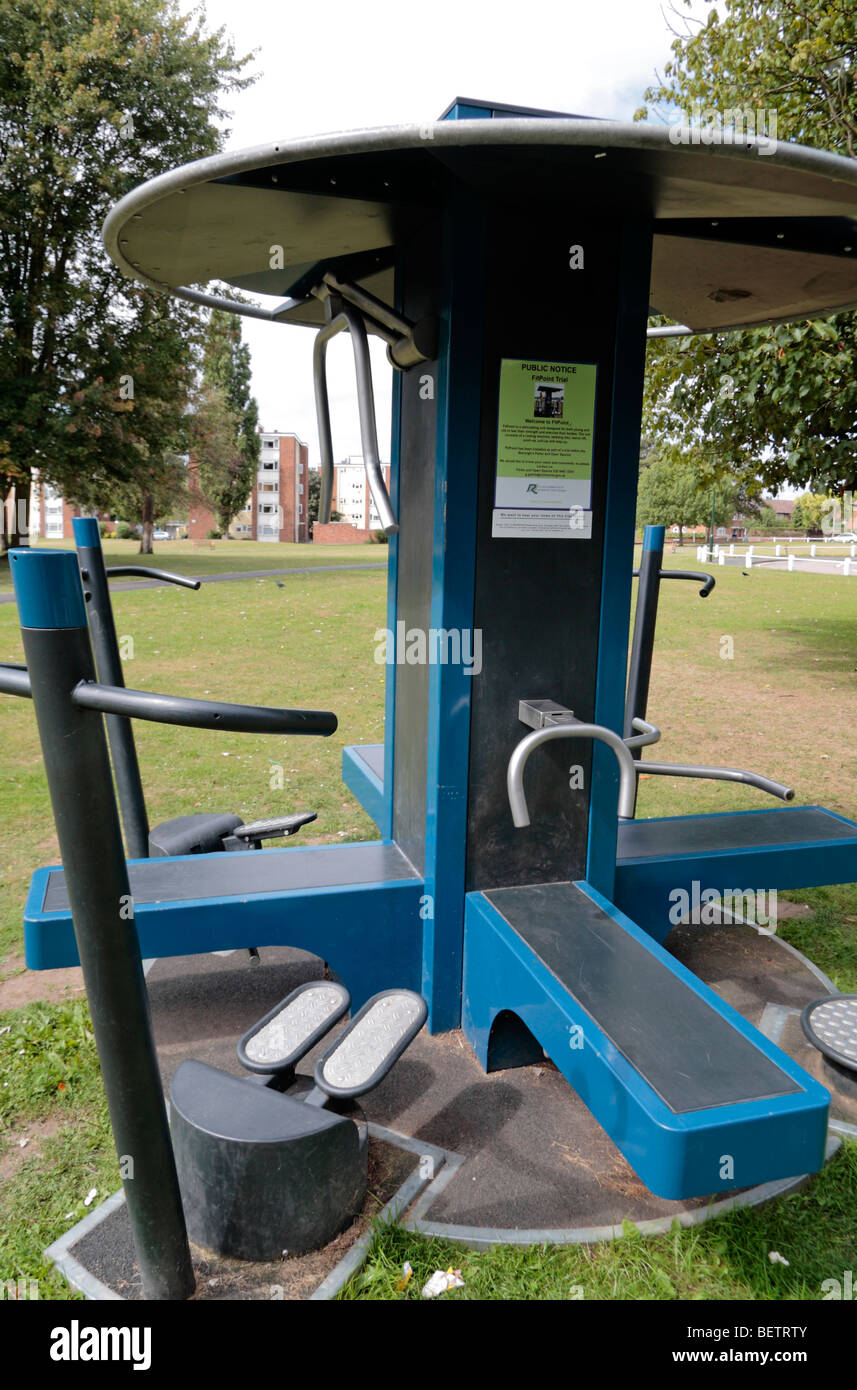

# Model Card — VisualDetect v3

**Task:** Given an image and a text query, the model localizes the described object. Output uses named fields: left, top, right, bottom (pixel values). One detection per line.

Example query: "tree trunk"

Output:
left=139, top=493, right=154, bottom=554
left=677, top=524, right=683, bottom=547
left=10, top=476, right=32, bottom=547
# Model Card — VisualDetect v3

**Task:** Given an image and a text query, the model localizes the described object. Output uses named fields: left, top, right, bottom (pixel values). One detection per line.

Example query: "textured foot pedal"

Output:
left=312, top=989, right=427, bottom=1101
left=237, top=981, right=350, bottom=1075
left=802, top=994, right=857, bottom=1073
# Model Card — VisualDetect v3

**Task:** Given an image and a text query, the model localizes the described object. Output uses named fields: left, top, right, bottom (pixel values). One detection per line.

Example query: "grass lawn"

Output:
left=0, top=537, right=384, bottom=593
left=1, top=546, right=856, bottom=1299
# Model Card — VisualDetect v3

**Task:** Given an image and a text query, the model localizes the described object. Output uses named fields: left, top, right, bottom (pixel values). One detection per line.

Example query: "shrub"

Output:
left=116, top=522, right=137, bottom=540
left=207, top=528, right=222, bottom=540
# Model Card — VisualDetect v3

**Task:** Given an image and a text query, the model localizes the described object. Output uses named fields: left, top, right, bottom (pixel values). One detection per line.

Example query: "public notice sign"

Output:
left=492, top=358, right=597, bottom=539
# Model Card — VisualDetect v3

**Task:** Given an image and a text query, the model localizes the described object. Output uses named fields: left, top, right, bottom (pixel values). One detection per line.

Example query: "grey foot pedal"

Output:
left=237, top=981, right=350, bottom=1076
left=225, top=811, right=318, bottom=850
left=310, top=989, right=427, bottom=1103
left=801, top=994, right=857, bottom=1074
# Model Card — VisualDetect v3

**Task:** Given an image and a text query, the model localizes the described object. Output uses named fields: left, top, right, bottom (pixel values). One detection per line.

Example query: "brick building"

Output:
left=190, top=430, right=310, bottom=542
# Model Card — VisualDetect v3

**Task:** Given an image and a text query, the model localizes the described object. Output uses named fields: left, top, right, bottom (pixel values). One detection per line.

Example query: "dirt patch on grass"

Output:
left=0, top=1113, right=63, bottom=1184
left=69, top=1137, right=417, bottom=1300
left=0, top=955, right=84, bottom=1011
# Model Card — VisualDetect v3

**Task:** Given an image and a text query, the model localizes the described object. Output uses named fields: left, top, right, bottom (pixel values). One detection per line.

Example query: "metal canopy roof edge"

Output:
left=102, top=118, right=857, bottom=334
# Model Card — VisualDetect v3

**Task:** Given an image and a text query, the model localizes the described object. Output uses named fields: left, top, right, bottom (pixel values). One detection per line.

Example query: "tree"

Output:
left=190, top=310, right=259, bottom=533
left=791, top=491, right=829, bottom=533
left=636, top=450, right=738, bottom=544
left=56, top=288, right=198, bottom=551
left=0, top=0, right=254, bottom=554
left=636, top=1, right=857, bottom=496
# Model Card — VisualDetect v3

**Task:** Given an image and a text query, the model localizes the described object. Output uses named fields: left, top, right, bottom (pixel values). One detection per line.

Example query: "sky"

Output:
left=177, top=0, right=715, bottom=464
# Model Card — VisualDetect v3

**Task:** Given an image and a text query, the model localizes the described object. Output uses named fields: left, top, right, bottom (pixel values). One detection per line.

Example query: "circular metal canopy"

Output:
left=103, top=118, right=857, bottom=333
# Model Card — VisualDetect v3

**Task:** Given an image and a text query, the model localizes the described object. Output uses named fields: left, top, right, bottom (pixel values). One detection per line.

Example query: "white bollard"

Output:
left=775, top=544, right=782, bottom=557
left=718, top=551, right=725, bottom=565
left=788, top=554, right=795, bottom=571
left=845, top=559, right=852, bottom=576
left=729, top=543, right=735, bottom=556
left=811, top=543, right=817, bottom=557
left=713, top=543, right=719, bottom=557
left=746, top=553, right=753, bottom=568
left=851, top=544, right=855, bottom=559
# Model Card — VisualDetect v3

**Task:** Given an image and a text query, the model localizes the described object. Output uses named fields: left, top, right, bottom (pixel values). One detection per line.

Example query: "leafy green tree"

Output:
left=0, top=0, right=253, bottom=553
left=636, top=0, right=857, bottom=495
left=636, top=450, right=738, bottom=545
left=190, top=311, right=260, bottom=532
left=56, top=289, right=197, bottom=551
left=791, top=491, right=829, bottom=533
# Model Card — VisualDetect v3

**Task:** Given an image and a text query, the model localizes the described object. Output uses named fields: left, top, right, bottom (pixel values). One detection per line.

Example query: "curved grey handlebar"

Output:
left=633, top=760, right=794, bottom=801
left=632, top=567, right=715, bottom=597
left=624, top=717, right=661, bottom=751
left=72, top=681, right=337, bottom=736
left=313, top=307, right=398, bottom=537
left=508, top=721, right=637, bottom=825
left=105, top=566, right=201, bottom=591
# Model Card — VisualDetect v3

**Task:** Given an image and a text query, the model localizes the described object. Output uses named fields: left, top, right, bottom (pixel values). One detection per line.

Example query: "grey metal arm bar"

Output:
left=508, top=721, right=638, bottom=825
left=72, top=681, right=337, bottom=736
left=632, top=567, right=715, bottom=597
left=0, top=662, right=31, bottom=698
left=105, top=566, right=201, bottom=591
left=624, top=717, right=661, bottom=751
left=632, top=760, right=794, bottom=801
left=313, top=307, right=398, bottom=537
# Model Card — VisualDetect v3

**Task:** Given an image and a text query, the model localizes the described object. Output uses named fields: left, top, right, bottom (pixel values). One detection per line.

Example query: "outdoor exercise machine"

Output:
left=7, top=98, right=857, bottom=1293
left=172, top=983, right=426, bottom=1259
left=72, top=515, right=319, bottom=859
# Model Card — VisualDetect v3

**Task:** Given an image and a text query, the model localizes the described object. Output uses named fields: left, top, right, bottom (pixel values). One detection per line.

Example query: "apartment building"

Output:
left=3, top=473, right=78, bottom=541
left=331, top=457, right=391, bottom=531
left=191, top=431, right=310, bottom=542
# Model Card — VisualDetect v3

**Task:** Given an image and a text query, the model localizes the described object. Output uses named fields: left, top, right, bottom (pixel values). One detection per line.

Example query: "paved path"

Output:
left=0, top=562, right=386, bottom=605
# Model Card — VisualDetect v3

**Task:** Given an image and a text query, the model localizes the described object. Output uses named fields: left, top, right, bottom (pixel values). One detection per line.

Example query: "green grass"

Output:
left=0, top=537, right=384, bottom=592
left=341, top=1140, right=857, bottom=1299
left=2, top=546, right=857, bottom=1298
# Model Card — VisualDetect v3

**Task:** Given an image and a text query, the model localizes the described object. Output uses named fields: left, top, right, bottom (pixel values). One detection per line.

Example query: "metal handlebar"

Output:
left=623, top=716, right=661, bottom=751
left=104, top=566, right=201, bottom=591
left=0, top=661, right=31, bottom=698
left=632, top=760, right=794, bottom=801
left=71, top=681, right=337, bottom=737
left=508, top=720, right=638, bottom=825
left=314, top=306, right=398, bottom=537
left=632, top=567, right=715, bottom=597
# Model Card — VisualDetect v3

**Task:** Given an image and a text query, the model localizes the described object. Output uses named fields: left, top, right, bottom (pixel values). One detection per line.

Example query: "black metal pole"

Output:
left=9, top=549, right=195, bottom=1300
left=624, top=524, right=665, bottom=738
left=72, top=518, right=151, bottom=859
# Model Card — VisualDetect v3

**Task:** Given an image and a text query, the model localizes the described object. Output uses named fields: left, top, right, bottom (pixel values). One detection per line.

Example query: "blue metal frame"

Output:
left=462, top=883, right=829, bottom=1198
left=341, top=745, right=385, bottom=831
left=25, top=851, right=424, bottom=1010
left=615, top=804, right=857, bottom=943
left=419, top=188, right=486, bottom=1032
left=586, top=219, right=654, bottom=899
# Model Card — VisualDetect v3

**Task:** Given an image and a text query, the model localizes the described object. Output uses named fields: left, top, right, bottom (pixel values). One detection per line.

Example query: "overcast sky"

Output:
left=181, top=0, right=714, bottom=462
